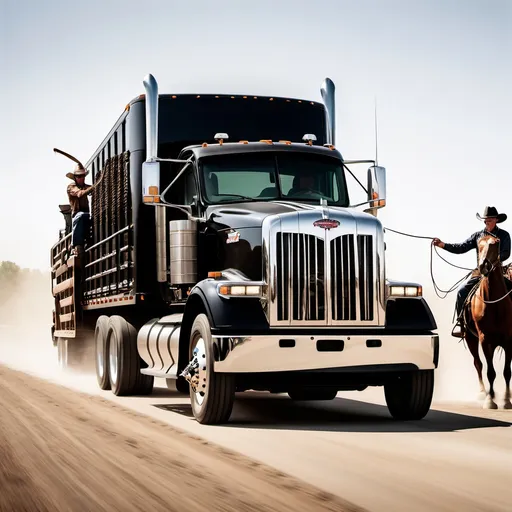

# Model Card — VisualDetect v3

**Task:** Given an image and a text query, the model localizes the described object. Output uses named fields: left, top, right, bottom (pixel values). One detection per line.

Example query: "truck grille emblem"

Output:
left=313, top=219, right=339, bottom=230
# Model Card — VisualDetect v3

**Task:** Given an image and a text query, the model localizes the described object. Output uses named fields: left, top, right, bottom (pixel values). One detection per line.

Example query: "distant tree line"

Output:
left=0, top=261, right=49, bottom=307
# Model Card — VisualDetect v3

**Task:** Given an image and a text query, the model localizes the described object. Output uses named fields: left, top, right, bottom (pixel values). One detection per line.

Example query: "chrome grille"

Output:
left=273, top=230, right=375, bottom=324
left=330, top=234, right=374, bottom=321
left=330, top=235, right=356, bottom=320
left=276, top=233, right=325, bottom=321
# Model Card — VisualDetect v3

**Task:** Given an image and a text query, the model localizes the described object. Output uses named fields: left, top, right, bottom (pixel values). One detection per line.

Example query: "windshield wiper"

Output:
left=215, top=194, right=257, bottom=201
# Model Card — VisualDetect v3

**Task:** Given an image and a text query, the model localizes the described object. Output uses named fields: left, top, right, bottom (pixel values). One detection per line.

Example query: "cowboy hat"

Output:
left=65, top=164, right=89, bottom=181
left=476, top=206, right=507, bottom=224
left=53, top=147, right=89, bottom=180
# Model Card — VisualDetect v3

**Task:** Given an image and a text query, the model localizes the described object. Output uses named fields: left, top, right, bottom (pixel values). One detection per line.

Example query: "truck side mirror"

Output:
left=142, top=161, right=161, bottom=203
left=367, top=166, right=386, bottom=209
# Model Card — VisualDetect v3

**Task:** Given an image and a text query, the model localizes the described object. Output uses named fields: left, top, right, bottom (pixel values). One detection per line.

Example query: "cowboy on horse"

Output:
left=432, top=206, right=511, bottom=337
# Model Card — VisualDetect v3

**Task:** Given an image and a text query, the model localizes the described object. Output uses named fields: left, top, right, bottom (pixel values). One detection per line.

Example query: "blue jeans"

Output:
left=71, top=212, right=91, bottom=247
left=456, top=276, right=480, bottom=317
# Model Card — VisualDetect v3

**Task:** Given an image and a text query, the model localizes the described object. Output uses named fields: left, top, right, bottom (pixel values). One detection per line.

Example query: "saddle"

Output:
left=456, top=264, right=512, bottom=339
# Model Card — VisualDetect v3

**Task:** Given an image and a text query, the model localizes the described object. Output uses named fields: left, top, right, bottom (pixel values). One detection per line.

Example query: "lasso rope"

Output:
left=383, top=227, right=472, bottom=299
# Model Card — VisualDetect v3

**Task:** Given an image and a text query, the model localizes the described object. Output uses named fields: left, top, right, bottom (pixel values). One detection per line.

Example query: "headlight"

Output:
left=389, top=285, right=422, bottom=297
left=218, top=284, right=264, bottom=298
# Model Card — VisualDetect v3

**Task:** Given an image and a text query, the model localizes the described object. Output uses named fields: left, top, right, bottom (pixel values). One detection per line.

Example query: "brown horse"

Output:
left=465, top=235, right=512, bottom=409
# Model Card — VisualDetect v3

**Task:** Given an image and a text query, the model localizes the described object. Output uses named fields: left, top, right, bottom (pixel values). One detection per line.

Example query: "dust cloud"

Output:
left=0, top=268, right=98, bottom=393
left=0, top=267, right=508, bottom=406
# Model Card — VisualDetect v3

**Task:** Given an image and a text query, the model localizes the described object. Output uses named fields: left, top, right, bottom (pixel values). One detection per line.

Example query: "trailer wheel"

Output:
left=57, top=337, right=67, bottom=369
left=384, top=369, right=434, bottom=420
left=188, top=314, right=235, bottom=424
left=107, top=316, right=154, bottom=396
left=288, top=388, right=338, bottom=401
left=57, top=337, right=81, bottom=370
left=95, top=316, right=110, bottom=390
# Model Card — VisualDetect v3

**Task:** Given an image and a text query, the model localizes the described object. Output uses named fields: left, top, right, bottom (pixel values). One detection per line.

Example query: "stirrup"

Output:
left=451, top=322, right=464, bottom=338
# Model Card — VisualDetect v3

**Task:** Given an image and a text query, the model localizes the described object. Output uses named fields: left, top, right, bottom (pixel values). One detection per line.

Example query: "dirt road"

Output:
left=1, top=325, right=512, bottom=512
left=0, top=365, right=360, bottom=512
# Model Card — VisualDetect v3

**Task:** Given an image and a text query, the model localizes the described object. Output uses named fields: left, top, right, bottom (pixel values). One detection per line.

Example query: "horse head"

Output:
left=477, top=235, right=500, bottom=276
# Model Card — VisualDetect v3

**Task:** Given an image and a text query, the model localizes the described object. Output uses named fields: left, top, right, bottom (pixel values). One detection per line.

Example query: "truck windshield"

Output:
left=201, top=152, right=349, bottom=206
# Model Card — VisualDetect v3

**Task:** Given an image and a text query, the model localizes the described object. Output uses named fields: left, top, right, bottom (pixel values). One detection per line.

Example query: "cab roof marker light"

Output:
left=208, top=271, right=223, bottom=279
left=260, top=140, right=273, bottom=144
left=214, top=133, right=228, bottom=145
left=239, top=140, right=249, bottom=144
left=302, top=134, right=317, bottom=146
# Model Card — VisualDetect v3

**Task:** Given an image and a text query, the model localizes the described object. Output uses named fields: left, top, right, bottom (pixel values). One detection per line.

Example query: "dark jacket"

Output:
left=444, top=226, right=511, bottom=264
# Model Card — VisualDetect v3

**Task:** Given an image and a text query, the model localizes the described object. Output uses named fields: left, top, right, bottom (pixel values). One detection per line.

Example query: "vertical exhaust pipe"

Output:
left=143, top=74, right=159, bottom=161
left=143, top=74, right=167, bottom=282
left=321, top=78, right=336, bottom=145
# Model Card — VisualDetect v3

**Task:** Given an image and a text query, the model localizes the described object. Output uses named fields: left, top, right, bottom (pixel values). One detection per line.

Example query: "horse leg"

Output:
left=482, top=342, right=498, bottom=410
left=504, top=347, right=512, bottom=410
left=466, top=335, right=486, bottom=400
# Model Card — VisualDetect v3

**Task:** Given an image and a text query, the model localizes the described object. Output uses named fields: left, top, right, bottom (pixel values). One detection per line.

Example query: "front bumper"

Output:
left=213, top=333, right=438, bottom=373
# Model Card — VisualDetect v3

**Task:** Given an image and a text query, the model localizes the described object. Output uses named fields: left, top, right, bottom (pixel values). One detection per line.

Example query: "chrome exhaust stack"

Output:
left=321, top=78, right=336, bottom=145
left=143, top=74, right=166, bottom=282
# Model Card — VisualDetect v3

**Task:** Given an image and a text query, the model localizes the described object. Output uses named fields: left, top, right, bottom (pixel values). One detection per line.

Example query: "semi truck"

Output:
left=50, top=74, right=439, bottom=424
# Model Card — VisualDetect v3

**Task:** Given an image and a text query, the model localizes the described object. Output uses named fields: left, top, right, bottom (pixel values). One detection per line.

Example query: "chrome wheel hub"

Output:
left=181, top=337, right=208, bottom=406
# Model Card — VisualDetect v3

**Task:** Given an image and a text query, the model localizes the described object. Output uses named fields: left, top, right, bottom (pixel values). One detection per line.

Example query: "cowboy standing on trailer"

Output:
left=432, top=206, right=511, bottom=337
left=54, top=148, right=104, bottom=256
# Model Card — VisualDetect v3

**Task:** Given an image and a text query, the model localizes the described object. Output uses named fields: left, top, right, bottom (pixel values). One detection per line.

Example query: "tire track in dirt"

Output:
left=0, top=365, right=364, bottom=512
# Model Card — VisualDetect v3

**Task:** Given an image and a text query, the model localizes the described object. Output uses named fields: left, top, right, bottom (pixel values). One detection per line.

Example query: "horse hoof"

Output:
left=503, top=400, right=512, bottom=410
left=483, top=397, right=498, bottom=409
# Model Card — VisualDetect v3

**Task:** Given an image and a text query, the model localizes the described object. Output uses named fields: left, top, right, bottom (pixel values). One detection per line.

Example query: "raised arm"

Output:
left=432, top=232, right=478, bottom=254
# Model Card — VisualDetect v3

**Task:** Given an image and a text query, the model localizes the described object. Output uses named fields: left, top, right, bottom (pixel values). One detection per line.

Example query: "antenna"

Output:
left=374, top=97, right=379, bottom=166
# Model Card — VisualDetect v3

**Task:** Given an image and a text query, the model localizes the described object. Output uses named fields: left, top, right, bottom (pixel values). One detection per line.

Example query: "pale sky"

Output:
left=1, top=0, right=511, bottom=375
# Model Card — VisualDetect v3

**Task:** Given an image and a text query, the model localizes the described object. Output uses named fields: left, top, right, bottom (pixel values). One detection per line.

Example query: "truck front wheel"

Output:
left=384, top=369, right=434, bottom=420
left=188, top=314, right=235, bottom=424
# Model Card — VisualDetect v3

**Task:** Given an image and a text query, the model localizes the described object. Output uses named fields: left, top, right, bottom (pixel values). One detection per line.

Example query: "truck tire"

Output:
left=189, top=314, right=235, bottom=424
left=288, top=388, right=338, bottom=401
left=95, top=316, right=110, bottom=390
left=107, top=316, right=154, bottom=396
left=384, top=369, right=434, bottom=420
